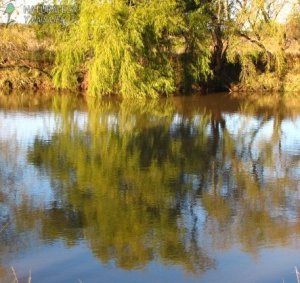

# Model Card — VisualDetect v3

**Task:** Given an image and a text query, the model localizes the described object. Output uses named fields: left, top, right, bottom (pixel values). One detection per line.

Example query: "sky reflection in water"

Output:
left=0, top=93, right=300, bottom=283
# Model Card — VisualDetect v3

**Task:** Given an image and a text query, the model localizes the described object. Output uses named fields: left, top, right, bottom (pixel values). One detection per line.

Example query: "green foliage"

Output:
left=53, top=0, right=211, bottom=98
left=22, top=0, right=300, bottom=94
left=181, top=3, right=212, bottom=90
left=225, top=1, right=289, bottom=85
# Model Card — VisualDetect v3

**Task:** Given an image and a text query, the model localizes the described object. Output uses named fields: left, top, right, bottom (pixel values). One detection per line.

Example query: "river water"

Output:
left=0, top=93, right=300, bottom=283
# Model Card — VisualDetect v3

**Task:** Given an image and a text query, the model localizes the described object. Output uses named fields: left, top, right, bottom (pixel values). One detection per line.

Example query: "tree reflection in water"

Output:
left=1, top=93, right=300, bottom=279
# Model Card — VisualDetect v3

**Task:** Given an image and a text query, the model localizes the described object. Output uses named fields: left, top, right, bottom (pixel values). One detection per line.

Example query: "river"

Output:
left=0, top=93, right=300, bottom=283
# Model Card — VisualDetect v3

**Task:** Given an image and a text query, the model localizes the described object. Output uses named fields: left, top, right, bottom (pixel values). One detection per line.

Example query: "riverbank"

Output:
left=0, top=25, right=54, bottom=92
left=2, top=25, right=300, bottom=95
left=229, top=52, right=300, bottom=93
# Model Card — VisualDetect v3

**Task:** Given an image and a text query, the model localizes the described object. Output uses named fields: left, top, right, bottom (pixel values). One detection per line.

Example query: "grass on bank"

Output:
left=0, top=25, right=54, bottom=92
left=0, top=24, right=298, bottom=96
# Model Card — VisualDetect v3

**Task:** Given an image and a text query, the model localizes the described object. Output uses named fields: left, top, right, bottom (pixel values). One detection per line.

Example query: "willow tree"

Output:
left=205, top=0, right=294, bottom=89
left=231, top=0, right=290, bottom=85
left=286, top=9, right=300, bottom=41
left=53, top=0, right=211, bottom=98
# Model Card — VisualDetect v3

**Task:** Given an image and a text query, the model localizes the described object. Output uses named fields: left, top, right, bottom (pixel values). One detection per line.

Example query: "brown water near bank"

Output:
left=1, top=92, right=300, bottom=283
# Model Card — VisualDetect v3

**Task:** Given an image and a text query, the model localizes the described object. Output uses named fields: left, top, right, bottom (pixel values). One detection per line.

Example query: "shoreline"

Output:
left=2, top=25, right=300, bottom=96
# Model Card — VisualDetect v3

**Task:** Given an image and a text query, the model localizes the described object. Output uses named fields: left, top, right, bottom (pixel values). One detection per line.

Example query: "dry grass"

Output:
left=0, top=24, right=54, bottom=91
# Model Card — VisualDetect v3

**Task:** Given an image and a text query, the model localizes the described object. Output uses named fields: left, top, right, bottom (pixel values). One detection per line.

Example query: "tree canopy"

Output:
left=52, top=0, right=211, bottom=97
left=30, top=0, right=300, bottom=96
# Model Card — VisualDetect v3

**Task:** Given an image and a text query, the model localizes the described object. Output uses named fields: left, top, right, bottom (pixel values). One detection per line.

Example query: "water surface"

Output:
left=1, top=93, right=300, bottom=283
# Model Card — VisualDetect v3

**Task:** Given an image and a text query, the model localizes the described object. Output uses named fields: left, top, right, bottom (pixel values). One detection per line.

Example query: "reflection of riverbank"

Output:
left=1, top=94, right=300, bottom=282
left=2, top=91, right=300, bottom=116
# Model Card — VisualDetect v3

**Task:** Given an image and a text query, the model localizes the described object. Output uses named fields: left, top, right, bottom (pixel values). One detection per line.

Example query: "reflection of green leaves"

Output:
left=21, top=95, right=300, bottom=270
left=202, top=194, right=231, bottom=224
left=26, top=97, right=215, bottom=273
